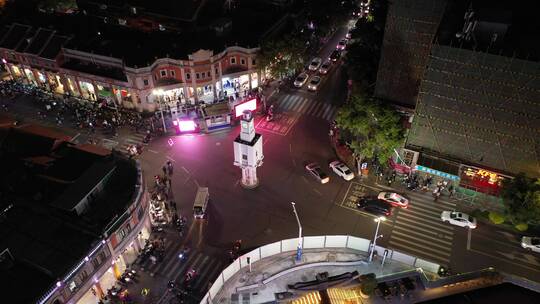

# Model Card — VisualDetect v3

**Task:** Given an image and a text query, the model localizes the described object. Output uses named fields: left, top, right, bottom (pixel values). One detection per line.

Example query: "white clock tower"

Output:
left=233, top=110, right=264, bottom=188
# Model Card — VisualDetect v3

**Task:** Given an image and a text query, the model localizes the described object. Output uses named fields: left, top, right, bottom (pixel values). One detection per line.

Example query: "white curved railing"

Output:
left=200, top=235, right=441, bottom=304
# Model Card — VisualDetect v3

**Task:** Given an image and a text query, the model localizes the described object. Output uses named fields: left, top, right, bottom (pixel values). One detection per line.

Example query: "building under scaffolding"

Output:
left=405, top=0, right=540, bottom=178
left=374, top=0, right=448, bottom=107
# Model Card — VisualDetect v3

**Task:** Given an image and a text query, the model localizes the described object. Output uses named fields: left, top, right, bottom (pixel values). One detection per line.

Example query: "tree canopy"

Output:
left=257, top=35, right=306, bottom=79
left=500, top=174, right=540, bottom=226
left=335, top=93, right=404, bottom=164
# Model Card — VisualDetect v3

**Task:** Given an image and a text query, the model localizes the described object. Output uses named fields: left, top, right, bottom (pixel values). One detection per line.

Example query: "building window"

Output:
left=252, top=59, right=256, bottom=65
left=230, top=57, right=236, bottom=64
left=118, top=224, right=132, bottom=242
left=143, top=79, right=149, bottom=86
left=215, top=68, right=218, bottom=75
left=77, top=270, right=88, bottom=283
left=196, top=73, right=200, bottom=79
left=202, top=72, right=206, bottom=78
left=160, top=70, right=167, bottom=77
left=241, top=58, right=246, bottom=65
left=186, top=73, right=190, bottom=80
left=170, top=70, right=175, bottom=77
left=68, top=281, right=77, bottom=292
left=242, top=154, right=247, bottom=160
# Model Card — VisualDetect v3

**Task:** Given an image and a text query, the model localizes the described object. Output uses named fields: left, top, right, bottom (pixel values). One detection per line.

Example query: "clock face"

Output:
left=241, top=121, right=248, bottom=129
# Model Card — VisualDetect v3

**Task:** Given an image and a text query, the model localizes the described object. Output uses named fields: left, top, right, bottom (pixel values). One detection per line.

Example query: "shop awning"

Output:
left=415, top=154, right=460, bottom=180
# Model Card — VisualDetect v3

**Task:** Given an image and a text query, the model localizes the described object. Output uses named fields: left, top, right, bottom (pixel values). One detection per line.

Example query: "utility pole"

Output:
left=369, top=216, right=385, bottom=262
left=291, top=202, right=303, bottom=262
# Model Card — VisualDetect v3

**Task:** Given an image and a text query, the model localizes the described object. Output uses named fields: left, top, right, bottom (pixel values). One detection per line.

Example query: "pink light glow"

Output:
left=234, top=99, right=257, bottom=117
left=178, top=120, right=196, bottom=132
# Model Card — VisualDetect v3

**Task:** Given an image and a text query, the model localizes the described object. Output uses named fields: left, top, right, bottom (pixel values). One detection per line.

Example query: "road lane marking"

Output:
left=467, top=228, right=472, bottom=250
left=71, top=133, right=81, bottom=141
left=148, top=149, right=159, bottom=154
left=194, top=179, right=200, bottom=187
left=392, top=230, right=453, bottom=249
left=182, top=166, right=190, bottom=174
left=297, top=98, right=309, bottom=113
left=389, top=238, right=451, bottom=259
left=166, top=155, right=176, bottom=162
left=395, top=217, right=454, bottom=236
left=313, top=188, right=322, bottom=196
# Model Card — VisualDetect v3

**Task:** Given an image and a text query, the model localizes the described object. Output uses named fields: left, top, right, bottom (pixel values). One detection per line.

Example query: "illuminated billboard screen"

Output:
left=178, top=120, right=196, bottom=132
left=234, top=99, right=257, bottom=117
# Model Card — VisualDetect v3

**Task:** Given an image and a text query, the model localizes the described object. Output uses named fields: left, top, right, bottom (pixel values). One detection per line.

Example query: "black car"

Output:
left=329, top=50, right=341, bottom=62
left=356, top=197, right=393, bottom=217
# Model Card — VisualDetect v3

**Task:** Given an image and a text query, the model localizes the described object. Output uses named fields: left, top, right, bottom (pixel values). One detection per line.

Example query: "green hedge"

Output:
left=515, top=223, right=528, bottom=231
left=488, top=212, right=505, bottom=224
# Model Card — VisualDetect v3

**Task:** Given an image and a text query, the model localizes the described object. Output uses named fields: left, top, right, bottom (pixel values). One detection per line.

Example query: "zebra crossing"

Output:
left=276, top=94, right=337, bottom=121
left=388, top=192, right=457, bottom=266
left=138, top=237, right=226, bottom=294
left=117, top=132, right=147, bottom=153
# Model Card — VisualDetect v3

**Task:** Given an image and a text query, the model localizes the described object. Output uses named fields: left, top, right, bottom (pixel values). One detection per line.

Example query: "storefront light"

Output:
left=1, top=58, right=6, bottom=64
left=178, top=119, right=196, bottom=132
left=56, top=281, right=62, bottom=287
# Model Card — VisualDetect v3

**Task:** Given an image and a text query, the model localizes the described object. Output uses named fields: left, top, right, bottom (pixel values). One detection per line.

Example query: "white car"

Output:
left=441, top=211, right=477, bottom=229
left=318, top=61, right=332, bottom=75
left=521, top=236, right=540, bottom=253
left=307, top=76, right=322, bottom=91
left=305, top=162, right=330, bottom=184
left=329, top=161, right=354, bottom=181
left=308, top=57, right=322, bottom=71
left=378, top=192, right=409, bottom=208
left=293, top=73, right=309, bottom=88
left=336, top=39, right=348, bottom=50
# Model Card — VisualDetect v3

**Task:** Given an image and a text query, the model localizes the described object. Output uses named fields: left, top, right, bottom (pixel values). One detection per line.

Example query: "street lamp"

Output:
left=291, top=202, right=303, bottom=261
left=368, top=216, right=385, bottom=262
left=152, top=89, right=167, bottom=132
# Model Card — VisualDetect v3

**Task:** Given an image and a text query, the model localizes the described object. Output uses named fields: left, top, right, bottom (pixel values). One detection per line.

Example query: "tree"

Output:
left=359, top=273, right=377, bottom=296
left=257, top=35, right=305, bottom=79
left=37, top=0, right=76, bottom=13
left=335, top=93, right=404, bottom=165
left=500, top=174, right=540, bottom=226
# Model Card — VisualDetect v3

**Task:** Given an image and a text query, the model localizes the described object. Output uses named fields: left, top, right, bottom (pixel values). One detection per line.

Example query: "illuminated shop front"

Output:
left=36, top=70, right=47, bottom=86
left=197, top=84, right=214, bottom=103
left=24, top=68, right=37, bottom=85
left=250, top=72, right=258, bottom=89
left=65, top=76, right=80, bottom=96
left=79, top=80, right=96, bottom=100
left=458, top=166, right=508, bottom=196
left=10, top=65, right=23, bottom=79
left=221, top=74, right=250, bottom=98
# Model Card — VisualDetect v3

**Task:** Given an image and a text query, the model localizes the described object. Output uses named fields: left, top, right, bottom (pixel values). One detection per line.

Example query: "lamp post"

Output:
left=291, top=202, right=303, bottom=261
left=153, top=89, right=167, bottom=132
left=368, top=216, right=385, bottom=262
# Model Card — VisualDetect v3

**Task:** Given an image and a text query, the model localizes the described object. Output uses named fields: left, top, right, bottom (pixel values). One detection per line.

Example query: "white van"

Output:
left=193, top=187, right=209, bottom=219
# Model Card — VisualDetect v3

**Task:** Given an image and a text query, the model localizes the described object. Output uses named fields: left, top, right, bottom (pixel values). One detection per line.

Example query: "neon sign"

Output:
left=234, top=99, right=257, bottom=117
left=464, top=168, right=499, bottom=184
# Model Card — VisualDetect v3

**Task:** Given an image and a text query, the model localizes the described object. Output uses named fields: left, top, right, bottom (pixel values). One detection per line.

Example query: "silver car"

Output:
left=307, top=76, right=321, bottom=91
left=441, top=211, right=477, bottom=229
left=305, top=162, right=330, bottom=184
left=293, top=72, right=309, bottom=88
left=318, top=61, right=332, bottom=75
left=308, top=57, right=322, bottom=71
left=521, top=236, right=540, bottom=253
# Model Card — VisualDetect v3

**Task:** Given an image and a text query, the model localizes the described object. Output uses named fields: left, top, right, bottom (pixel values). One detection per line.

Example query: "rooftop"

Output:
left=436, top=0, right=540, bottom=61
left=0, top=124, right=139, bottom=302
left=1, top=0, right=286, bottom=67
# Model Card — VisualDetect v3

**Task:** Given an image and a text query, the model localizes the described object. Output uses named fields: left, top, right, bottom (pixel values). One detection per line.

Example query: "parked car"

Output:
left=319, top=61, right=332, bottom=75
left=329, top=50, right=341, bottom=62
left=440, top=211, right=477, bottom=229
left=356, top=197, right=392, bottom=217
left=308, top=57, right=322, bottom=71
left=305, top=162, right=330, bottom=184
left=293, top=72, right=309, bottom=88
left=521, top=236, right=540, bottom=253
left=336, top=38, right=348, bottom=50
left=377, top=192, right=409, bottom=208
left=329, top=161, right=354, bottom=181
left=307, top=76, right=322, bottom=91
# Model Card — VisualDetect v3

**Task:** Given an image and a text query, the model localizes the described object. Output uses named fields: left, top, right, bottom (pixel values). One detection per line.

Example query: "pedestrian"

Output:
left=166, top=160, right=173, bottom=175
left=162, top=165, right=167, bottom=176
left=449, top=185, right=455, bottom=197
